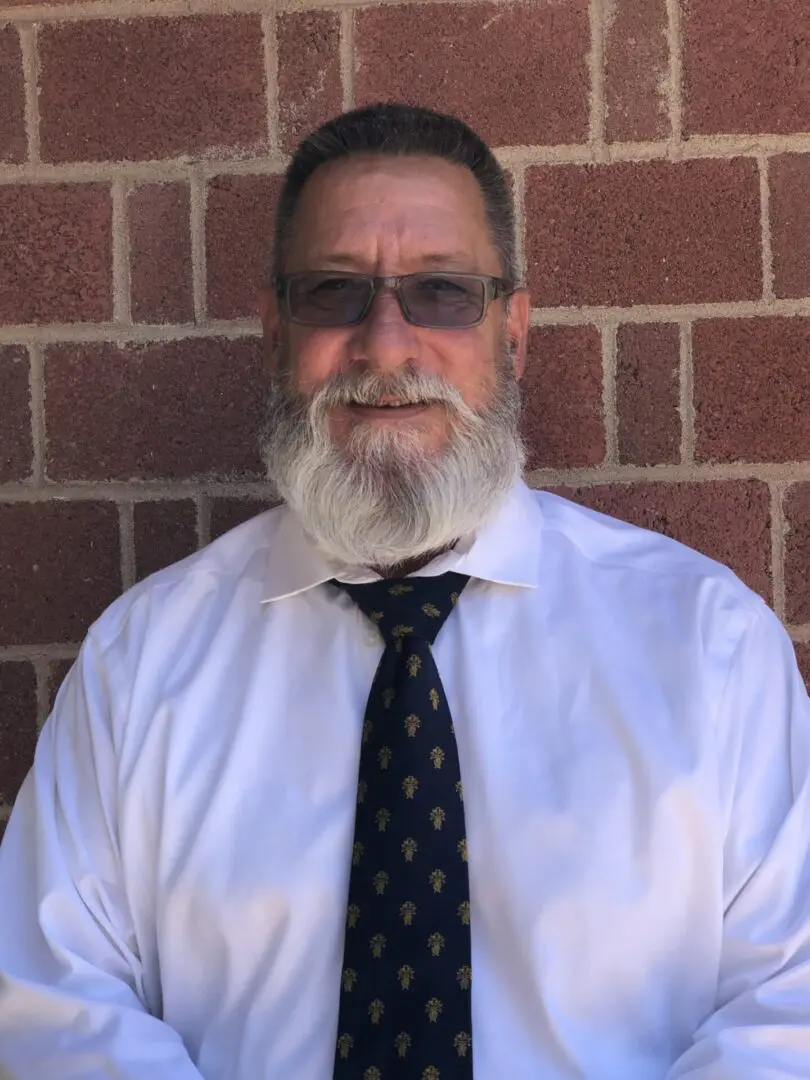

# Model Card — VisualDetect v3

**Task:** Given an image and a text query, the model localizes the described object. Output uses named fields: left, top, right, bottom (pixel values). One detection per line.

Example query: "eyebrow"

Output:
left=312, top=252, right=477, bottom=270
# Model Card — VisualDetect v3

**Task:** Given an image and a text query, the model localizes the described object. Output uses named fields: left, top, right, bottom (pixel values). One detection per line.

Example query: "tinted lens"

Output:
left=287, top=273, right=372, bottom=325
left=402, top=274, right=486, bottom=327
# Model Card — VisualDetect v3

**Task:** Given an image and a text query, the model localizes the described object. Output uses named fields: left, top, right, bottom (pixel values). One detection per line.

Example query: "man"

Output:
left=1, top=103, right=810, bottom=1080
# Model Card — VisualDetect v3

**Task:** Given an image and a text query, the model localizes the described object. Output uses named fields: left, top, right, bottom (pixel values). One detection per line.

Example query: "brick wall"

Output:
left=1, top=0, right=810, bottom=831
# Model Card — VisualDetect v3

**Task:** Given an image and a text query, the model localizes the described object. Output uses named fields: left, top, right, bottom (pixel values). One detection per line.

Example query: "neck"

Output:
left=373, top=544, right=457, bottom=580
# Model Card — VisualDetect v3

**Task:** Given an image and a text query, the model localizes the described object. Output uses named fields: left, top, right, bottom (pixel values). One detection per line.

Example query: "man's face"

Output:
left=258, top=153, right=530, bottom=568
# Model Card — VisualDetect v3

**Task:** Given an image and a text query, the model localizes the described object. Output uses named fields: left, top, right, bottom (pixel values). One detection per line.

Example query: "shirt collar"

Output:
left=260, top=479, right=543, bottom=603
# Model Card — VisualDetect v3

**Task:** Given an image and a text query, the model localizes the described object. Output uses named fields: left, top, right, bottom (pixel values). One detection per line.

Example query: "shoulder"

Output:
left=530, top=487, right=762, bottom=612
left=88, top=503, right=285, bottom=655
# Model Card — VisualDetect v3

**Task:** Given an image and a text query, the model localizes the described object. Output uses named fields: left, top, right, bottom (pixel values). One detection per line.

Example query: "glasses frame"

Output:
left=275, top=271, right=516, bottom=329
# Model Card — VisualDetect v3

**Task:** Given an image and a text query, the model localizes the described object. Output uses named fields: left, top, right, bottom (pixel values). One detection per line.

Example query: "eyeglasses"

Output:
left=275, top=271, right=515, bottom=329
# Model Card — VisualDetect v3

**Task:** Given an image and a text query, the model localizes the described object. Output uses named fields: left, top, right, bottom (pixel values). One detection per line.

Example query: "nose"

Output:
left=349, top=285, right=420, bottom=373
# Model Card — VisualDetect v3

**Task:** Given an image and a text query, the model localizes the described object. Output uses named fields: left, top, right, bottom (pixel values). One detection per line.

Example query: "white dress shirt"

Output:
left=2, top=480, right=810, bottom=1080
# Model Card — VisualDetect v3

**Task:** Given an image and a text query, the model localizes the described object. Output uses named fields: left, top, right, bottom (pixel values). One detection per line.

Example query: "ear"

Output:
left=505, top=288, right=530, bottom=380
left=258, top=286, right=282, bottom=371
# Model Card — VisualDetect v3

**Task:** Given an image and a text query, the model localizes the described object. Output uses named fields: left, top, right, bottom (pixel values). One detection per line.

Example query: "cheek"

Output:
left=288, top=330, right=347, bottom=394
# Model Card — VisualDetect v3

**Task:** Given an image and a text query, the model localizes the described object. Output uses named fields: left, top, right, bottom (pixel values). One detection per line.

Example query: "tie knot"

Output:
left=335, top=571, right=470, bottom=646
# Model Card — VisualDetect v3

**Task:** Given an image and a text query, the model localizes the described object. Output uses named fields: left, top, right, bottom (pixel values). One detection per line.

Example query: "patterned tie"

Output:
left=332, top=571, right=474, bottom=1080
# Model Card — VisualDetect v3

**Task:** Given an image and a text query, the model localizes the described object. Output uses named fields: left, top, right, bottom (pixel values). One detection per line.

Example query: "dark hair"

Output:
left=271, top=102, right=518, bottom=284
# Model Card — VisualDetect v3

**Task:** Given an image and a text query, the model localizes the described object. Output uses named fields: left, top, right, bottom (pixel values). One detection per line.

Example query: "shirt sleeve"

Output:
left=0, top=631, right=205, bottom=1080
left=666, top=600, right=810, bottom=1078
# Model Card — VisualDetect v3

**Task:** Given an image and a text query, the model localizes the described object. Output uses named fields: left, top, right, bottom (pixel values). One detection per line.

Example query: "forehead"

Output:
left=285, top=154, right=499, bottom=271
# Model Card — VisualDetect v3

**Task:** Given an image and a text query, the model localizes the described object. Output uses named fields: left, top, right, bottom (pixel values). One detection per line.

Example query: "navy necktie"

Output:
left=332, top=571, right=474, bottom=1080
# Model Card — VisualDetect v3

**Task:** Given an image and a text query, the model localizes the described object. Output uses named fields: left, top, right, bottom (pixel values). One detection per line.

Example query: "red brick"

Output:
left=770, top=155, right=810, bottom=300
left=206, top=174, right=282, bottom=320
left=0, top=662, right=37, bottom=804
left=616, top=323, right=680, bottom=466
left=0, top=25, right=25, bottom=163
left=45, top=338, right=265, bottom=482
left=785, top=484, right=810, bottom=625
left=521, top=326, right=605, bottom=470
left=0, top=184, right=112, bottom=325
left=277, top=11, right=342, bottom=153
left=525, top=160, right=761, bottom=307
left=694, top=317, right=810, bottom=463
left=554, top=481, right=772, bottom=602
left=683, top=0, right=810, bottom=136
left=604, top=0, right=669, bottom=141
left=0, top=502, right=121, bottom=646
left=355, top=1, right=590, bottom=147
left=0, top=346, right=33, bottom=483
left=47, top=659, right=75, bottom=714
left=134, top=500, right=198, bottom=580
left=39, top=15, right=266, bottom=163
left=796, top=644, right=810, bottom=691
left=210, top=497, right=272, bottom=541
left=129, top=183, right=193, bottom=324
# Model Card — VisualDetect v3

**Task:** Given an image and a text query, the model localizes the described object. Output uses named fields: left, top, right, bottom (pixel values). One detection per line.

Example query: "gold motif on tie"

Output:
left=395, top=1032, right=412, bottom=1058
left=457, top=965, right=472, bottom=990
left=337, top=1034, right=354, bottom=1059
left=405, top=714, right=421, bottom=736
left=429, top=869, right=446, bottom=893
left=429, top=688, right=440, bottom=710
left=375, top=808, right=391, bottom=832
left=430, top=747, right=445, bottom=769
left=352, top=842, right=364, bottom=866
left=373, top=871, right=389, bottom=895
left=370, top=934, right=387, bottom=958
left=370, top=611, right=384, bottom=623
left=362, top=719, right=373, bottom=743
left=430, top=807, right=446, bottom=830
left=364, top=1068, right=381, bottom=1080
left=382, top=688, right=395, bottom=709
left=455, top=779, right=464, bottom=800
left=402, top=775, right=419, bottom=798
left=458, top=838, right=468, bottom=862
left=398, top=964, right=415, bottom=989
left=400, top=900, right=417, bottom=925
left=425, top=998, right=443, bottom=1022
left=388, top=584, right=413, bottom=596
left=423, top=1068, right=441, bottom=1080
left=342, top=968, right=357, bottom=992
left=407, top=654, right=422, bottom=677
left=357, top=780, right=367, bottom=804
left=392, top=624, right=414, bottom=639
left=450, top=591, right=459, bottom=604
left=378, top=746, right=393, bottom=770
left=422, top=602, right=441, bottom=617
left=458, top=901, right=471, bottom=925
left=401, top=837, right=418, bottom=862
left=454, top=1033, right=472, bottom=1058
left=368, top=999, right=385, bottom=1025
left=347, top=904, right=360, bottom=928
left=428, top=932, right=445, bottom=956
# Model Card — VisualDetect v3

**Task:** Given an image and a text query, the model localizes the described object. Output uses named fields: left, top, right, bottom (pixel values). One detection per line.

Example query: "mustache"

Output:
left=308, top=367, right=467, bottom=412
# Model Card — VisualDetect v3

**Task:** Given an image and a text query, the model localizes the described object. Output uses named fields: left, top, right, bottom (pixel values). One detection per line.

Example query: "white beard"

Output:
left=260, top=349, right=525, bottom=569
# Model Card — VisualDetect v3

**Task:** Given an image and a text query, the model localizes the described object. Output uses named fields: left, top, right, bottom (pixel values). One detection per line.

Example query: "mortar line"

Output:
left=665, top=0, right=683, bottom=153
left=602, top=324, right=619, bottom=465
left=33, top=658, right=52, bottom=731
left=758, top=154, right=776, bottom=304
left=119, top=501, right=136, bottom=591
left=588, top=0, right=607, bottom=161
left=189, top=169, right=208, bottom=324
left=18, top=23, right=40, bottom=163
left=0, top=644, right=80, bottom=662
left=678, top=322, right=695, bottom=464
left=511, top=166, right=526, bottom=283
left=790, top=625, right=810, bottom=645
left=196, top=493, right=211, bottom=548
left=340, top=7, right=355, bottom=111
left=262, top=12, right=279, bottom=156
left=111, top=177, right=132, bottom=324
left=770, top=482, right=787, bottom=621
left=0, top=480, right=278, bottom=501
left=28, top=343, right=46, bottom=486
